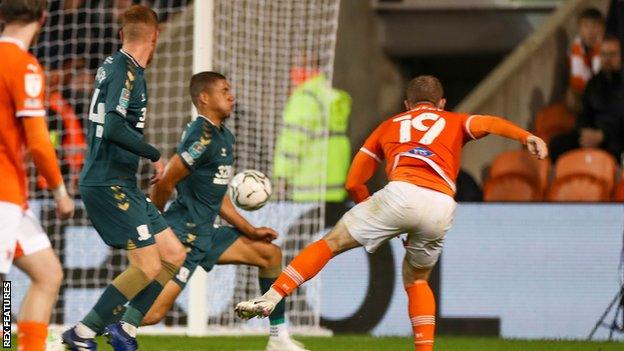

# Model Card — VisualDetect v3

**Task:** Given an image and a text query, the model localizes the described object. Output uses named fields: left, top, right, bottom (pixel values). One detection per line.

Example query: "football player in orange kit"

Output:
left=235, top=75, right=548, bottom=350
left=0, top=1, right=75, bottom=350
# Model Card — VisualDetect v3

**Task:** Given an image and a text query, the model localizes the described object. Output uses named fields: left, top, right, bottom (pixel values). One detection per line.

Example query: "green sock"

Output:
left=122, top=261, right=178, bottom=327
left=122, top=281, right=164, bottom=327
left=259, top=277, right=286, bottom=326
left=81, top=285, right=128, bottom=334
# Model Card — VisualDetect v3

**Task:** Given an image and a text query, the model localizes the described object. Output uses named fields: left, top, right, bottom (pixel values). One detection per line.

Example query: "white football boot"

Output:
left=265, top=336, right=310, bottom=351
left=235, top=297, right=276, bottom=319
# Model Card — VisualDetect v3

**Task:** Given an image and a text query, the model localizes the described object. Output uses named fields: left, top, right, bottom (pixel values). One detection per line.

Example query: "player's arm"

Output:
left=345, top=152, right=379, bottom=203
left=219, top=195, right=277, bottom=242
left=345, top=122, right=385, bottom=203
left=149, top=154, right=189, bottom=211
left=21, top=118, right=75, bottom=219
left=12, top=61, right=73, bottom=219
left=102, top=113, right=161, bottom=162
left=102, top=64, right=160, bottom=162
left=467, top=115, right=548, bottom=159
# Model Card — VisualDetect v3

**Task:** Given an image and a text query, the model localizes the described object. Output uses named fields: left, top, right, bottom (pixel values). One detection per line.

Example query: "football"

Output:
left=228, top=170, right=272, bottom=211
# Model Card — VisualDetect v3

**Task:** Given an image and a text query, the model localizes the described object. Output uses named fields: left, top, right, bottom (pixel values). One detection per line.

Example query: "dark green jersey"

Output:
left=80, top=50, right=150, bottom=187
left=167, top=116, right=235, bottom=232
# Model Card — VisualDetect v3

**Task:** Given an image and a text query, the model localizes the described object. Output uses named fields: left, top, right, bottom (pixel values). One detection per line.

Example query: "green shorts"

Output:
left=165, top=209, right=241, bottom=288
left=80, top=185, right=168, bottom=250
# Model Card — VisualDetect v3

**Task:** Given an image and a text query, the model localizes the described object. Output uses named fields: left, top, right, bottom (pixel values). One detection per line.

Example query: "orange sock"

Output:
left=17, top=321, right=48, bottom=351
left=406, top=281, right=436, bottom=351
left=272, top=239, right=333, bottom=296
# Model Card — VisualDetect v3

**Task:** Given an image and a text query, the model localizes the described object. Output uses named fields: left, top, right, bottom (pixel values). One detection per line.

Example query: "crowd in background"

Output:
left=479, top=2, right=624, bottom=202
left=27, top=1, right=624, bottom=203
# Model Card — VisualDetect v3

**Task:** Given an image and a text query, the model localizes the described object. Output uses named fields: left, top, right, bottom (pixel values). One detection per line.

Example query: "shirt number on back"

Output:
left=396, top=113, right=446, bottom=145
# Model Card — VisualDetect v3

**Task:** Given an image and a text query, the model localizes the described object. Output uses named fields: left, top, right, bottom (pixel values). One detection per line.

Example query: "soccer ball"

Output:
left=228, top=170, right=272, bottom=211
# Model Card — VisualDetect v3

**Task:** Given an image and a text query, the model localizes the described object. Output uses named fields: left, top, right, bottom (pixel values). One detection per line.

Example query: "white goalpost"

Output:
left=187, top=0, right=213, bottom=337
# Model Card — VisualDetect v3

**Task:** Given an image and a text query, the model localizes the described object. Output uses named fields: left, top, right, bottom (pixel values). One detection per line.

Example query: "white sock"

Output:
left=75, top=322, right=97, bottom=339
left=263, top=287, right=284, bottom=306
left=121, top=322, right=138, bottom=338
left=269, top=323, right=289, bottom=339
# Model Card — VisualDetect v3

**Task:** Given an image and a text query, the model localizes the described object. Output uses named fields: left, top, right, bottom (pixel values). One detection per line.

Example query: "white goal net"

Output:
left=8, top=0, right=341, bottom=335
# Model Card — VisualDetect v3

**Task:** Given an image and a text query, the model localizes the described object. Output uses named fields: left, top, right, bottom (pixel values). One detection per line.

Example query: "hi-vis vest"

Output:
left=273, top=74, right=352, bottom=202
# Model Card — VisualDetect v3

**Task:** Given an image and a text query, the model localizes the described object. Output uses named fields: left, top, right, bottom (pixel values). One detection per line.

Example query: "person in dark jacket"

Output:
left=549, top=34, right=624, bottom=163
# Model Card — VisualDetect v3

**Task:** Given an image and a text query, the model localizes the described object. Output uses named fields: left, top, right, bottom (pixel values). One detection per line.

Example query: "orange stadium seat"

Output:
left=483, top=150, right=550, bottom=201
left=547, top=149, right=617, bottom=202
left=613, top=173, right=624, bottom=201
left=533, top=103, right=575, bottom=144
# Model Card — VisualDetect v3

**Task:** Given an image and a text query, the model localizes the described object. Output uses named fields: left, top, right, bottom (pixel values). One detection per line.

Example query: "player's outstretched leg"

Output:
left=235, top=222, right=360, bottom=320
left=403, top=257, right=436, bottom=351
left=217, top=233, right=309, bottom=351
left=63, top=245, right=162, bottom=351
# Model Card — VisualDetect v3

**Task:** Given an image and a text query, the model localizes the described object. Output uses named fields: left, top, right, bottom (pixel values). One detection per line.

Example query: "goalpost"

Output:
left=9, top=0, right=341, bottom=337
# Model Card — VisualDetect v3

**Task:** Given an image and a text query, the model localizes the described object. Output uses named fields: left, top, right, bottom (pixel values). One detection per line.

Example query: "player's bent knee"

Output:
left=263, top=244, right=282, bottom=267
left=323, top=222, right=360, bottom=255
left=166, top=247, right=186, bottom=268
left=402, top=258, right=432, bottom=287
left=139, top=260, right=163, bottom=280
left=31, top=256, right=63, bottom=290
left=35, top=261, right=64, bottom=294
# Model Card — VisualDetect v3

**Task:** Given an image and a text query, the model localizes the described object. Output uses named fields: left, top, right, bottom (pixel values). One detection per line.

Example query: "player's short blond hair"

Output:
left=121, top=5, right=158, bottom=43
left=0, top=0, right=46, bottom=25
left=406, top=75, right=444, bottom=105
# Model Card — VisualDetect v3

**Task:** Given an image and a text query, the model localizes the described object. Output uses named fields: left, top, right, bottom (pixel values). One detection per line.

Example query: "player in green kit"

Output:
left=141, top=72, right=309, bottom=351
left=62, top=6, right=186, bottom=351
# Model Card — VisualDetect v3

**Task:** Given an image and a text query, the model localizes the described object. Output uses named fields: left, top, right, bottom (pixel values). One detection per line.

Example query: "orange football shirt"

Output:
left=360, top=104, right=531, bottom=197
left=0, top=37, right=47, bottom=206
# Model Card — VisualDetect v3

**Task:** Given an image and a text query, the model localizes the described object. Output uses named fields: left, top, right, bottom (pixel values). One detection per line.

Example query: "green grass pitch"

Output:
left=40, top=335, right=624, bottom=351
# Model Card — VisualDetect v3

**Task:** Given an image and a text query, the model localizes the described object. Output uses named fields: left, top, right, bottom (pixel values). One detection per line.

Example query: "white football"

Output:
left=228, top=170, right=272, bottom=211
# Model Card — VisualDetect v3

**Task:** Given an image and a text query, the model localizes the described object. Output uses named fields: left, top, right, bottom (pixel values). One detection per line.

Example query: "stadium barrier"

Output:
left=8, top=201, right=624, bottom=340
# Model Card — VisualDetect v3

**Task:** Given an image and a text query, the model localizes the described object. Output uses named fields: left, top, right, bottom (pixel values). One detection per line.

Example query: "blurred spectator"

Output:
left=273, top=55, right=352, bottom=202
left=550, top=34, right=624, bottom=163
left=532, top=87, right=581, bottom=144
left=37, top=57, right=87, bottom=194
left=606, top=0, right=624, bottom=70
left=569, top=7, right=605, bottom=95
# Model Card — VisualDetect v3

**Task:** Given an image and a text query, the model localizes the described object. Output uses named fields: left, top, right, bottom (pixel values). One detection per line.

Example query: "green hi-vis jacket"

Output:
left=273, top=74, right=352, bottom=202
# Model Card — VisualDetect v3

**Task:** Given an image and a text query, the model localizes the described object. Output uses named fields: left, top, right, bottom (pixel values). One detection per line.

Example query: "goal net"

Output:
left=8, top=0, right=341, bottom=335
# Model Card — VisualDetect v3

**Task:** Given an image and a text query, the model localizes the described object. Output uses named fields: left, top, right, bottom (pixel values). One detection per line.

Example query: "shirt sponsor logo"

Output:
left=213, top=165, right=233, bottom=185
left=24, top=73, right=42, bottom=98
left=408, top=147, right=434, bottom=157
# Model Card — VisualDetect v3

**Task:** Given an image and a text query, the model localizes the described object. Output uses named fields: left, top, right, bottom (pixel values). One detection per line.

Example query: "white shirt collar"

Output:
left=120, top=49, right=142, bottom=68
left=0, top=37, right=27, bottom=51
left=198, top=114, right=221, bottom=127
